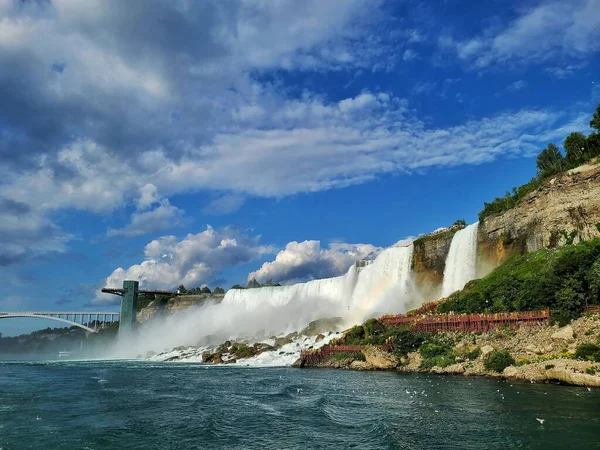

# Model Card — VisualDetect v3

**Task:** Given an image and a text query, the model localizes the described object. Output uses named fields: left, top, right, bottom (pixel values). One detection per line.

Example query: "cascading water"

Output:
left=441, top=222, right=479, bottom=297
left=118, top=244, right=417, bottom=360
left=223, top=244, right=415, bottom=329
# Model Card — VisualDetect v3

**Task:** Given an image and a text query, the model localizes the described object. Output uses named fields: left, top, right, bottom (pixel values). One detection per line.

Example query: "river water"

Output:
left=1, top=360, right=599, bottom=449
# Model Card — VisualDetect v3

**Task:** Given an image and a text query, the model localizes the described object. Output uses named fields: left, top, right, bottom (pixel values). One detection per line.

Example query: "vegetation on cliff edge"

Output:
left=479, top=104, right=600, bottom=221
left=437, top=237, right=600, bottom=325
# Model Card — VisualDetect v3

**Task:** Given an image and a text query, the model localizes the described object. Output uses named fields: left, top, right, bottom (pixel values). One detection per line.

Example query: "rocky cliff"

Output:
left=137, top=294, right=225, bottom=323
left=410, top=159, right=600, bottom=302
left=478, top=160, right=600, bottom=268
left=412, top=228, right=457, bottom=300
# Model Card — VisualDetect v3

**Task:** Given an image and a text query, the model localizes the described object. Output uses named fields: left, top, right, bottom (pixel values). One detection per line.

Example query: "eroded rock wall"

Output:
left=478, top=161, right=600, bottom=268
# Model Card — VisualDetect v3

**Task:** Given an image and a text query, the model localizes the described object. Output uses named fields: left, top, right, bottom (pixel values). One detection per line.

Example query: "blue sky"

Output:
left=1, top=0, right=599, bottom=335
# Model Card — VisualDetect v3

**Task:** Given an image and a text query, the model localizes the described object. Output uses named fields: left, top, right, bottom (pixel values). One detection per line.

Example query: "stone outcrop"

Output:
left=551, top=325, right=575, bottom=343
left=363, top=346, right=398, bottom=370
left=137, top=293, right=225, bottom=323
left=412, top=228, right=457, bottom=300
left=504, top=359, right=600, bottom=387
left=478, top=160, right=600, bottom=268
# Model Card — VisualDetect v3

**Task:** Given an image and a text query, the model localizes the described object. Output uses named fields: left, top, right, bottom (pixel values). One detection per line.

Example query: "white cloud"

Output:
left=0, top=0, right=595, bottom=267
left=95, top=225, right=274, bottom=305
left=439, top=0, right=600, bottom=68
left=248, top=240, right=382, bottom=284
left=545, top=63, right=587, bottom=79
left=203, top=194, right=246, bottom=215
left=136, top=184, right=161, bottom=210
left=106, top=200, right=185, bottom=238
left=505, top=80, right=528, bottom=93
left=403, top=49, right=418, bottom=61
left=0, top=198, right=71, bottom=266
left=412, top=81, right=437, bottom=95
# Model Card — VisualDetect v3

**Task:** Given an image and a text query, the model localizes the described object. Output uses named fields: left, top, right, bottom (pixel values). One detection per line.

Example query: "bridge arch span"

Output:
left=0, top=312, right=120, bottom=333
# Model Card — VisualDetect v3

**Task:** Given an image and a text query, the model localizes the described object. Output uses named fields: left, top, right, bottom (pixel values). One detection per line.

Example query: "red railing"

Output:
left=300, top=341, right=393, bottom=366
left=585, top=305, right=600, bottom=314
left=380, top=309, right=550, bottom=333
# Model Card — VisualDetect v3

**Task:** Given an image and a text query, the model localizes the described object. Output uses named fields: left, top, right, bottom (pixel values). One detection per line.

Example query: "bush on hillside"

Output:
left=574, top=343, right=600, bottom=362
left=363, top=318, right=386, bottom=339
left=437, top=238, right=600, bottom=322
left=484, top=350, right=515, bottom=373
left=392, top=328, right=429, bottom=357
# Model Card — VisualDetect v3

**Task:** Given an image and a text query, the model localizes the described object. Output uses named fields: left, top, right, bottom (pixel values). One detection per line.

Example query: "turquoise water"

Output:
left=1, top=360, right=599, bottom=449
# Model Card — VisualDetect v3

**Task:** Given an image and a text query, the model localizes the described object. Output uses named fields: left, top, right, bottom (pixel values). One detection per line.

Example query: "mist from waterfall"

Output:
left=111, top=244, right=417, bottom=358
left=441, top=222, right=479, bottom=297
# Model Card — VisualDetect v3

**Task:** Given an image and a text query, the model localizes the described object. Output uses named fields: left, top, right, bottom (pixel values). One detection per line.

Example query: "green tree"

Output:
left=231, top=284, right=244, bottom=290
left=200, top=286, right=211, bottom=294
left=590, top=104, right=600, bottom=133
left=453, top=219, right=466, bottom=228
left=177, top=285, right=187, bottom=294
left=213, top=286, right=225, bottom=295
left=247, top=278, right=262, bottom=289
left=536, top=143, right=563, bottom=175
left=564, top=132, right=588, bottom=164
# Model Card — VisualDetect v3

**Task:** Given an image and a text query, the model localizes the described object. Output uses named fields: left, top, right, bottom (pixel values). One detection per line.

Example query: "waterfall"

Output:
left=441, top=222, right=479, bottom=297
left=120, top=244, right=416, bottom=358
left=221, top=244, right=415, bottom=334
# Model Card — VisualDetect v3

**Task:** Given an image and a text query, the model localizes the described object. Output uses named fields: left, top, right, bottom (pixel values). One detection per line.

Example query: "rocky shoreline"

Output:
left=293, top=314, right=600, bottom=388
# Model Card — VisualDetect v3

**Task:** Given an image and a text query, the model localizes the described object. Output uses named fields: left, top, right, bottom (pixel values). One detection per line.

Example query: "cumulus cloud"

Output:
left=0, top=197, right=70, bottom=266
left=439, top=0, right=600, bottom=68
left=203, top=194, right=246, bottom=215
left=106, top=200, right=185, bottom=238
left=0, top=0, right=595, bottom=267
left=95, top=226, right=274, bottom=305
left=248, top=240, right=382, bottom=284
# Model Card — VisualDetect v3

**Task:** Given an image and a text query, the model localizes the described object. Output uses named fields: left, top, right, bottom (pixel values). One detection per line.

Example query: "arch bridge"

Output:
left=0, top=311, right=120, bottom=333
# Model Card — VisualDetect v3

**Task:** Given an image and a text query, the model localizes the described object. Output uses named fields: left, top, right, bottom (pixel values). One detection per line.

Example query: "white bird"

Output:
left=536, top=418, right=545, bottom=425
left=587, top=387, right=591, bottom=391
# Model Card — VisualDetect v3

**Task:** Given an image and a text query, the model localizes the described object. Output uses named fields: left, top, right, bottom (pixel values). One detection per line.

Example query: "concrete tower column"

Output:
left=119, top=280, right=139, bottom=336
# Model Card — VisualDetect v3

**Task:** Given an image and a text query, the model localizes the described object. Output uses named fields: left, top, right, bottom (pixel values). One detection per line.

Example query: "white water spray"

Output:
left=441, top=222, right=479, bottom=297
left=112, top=244, right=417, bottom=358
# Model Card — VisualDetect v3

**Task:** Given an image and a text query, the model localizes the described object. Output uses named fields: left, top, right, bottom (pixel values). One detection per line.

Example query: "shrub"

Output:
left=420, top=352, right=457, bottom=369
left=545, top=364, right=555, bottom=370
left=420, top=342, right=451, bottom=359
left=574, top=343, right=600, bottom=362
left=330, top=352, right=365, bottom=361
left=363, top=318, right=385, bottom=339
left=465, top=347, right=482, bottom=360
left=484, top=349, right=515, bottom=373
left=343, top=325, right=365, bottom=344
left=585, top=367, right=597, bottom=375
left=392, top=328, right=429, bottom=357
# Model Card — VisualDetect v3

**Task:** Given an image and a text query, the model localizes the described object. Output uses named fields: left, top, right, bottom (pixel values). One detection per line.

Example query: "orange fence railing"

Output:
left=380, top=309, right=550, bottom=333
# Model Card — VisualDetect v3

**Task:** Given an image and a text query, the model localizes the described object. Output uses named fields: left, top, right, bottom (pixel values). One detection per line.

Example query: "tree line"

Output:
left=479, top=104, right=600, bottom=220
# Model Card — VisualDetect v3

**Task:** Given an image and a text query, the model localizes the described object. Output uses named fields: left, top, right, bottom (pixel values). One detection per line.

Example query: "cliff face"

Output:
left=412, top=229, right=456, bottom=300
left=137, top=294, right=225, bottom=323
left=410, top=160, right=600, bottom=301
left=478, top=161, right=600, bottom=268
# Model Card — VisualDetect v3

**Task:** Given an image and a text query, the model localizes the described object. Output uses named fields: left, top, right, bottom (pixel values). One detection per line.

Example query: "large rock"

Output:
left=363, top=346, right=398, bottom=370
left=551, top=325, right=575, bottom=343
left=480, top=345, right=495, bottom=359
left=350, top=360, right=374, bottom=370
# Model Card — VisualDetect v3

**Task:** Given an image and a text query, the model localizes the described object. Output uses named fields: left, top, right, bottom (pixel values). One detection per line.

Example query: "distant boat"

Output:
left=58, top=351, right=71, bottom=358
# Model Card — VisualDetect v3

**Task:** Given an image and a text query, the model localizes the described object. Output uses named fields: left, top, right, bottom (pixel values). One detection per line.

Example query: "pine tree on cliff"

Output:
left=590, top=104, right=600, bottom=133
left=536, top=143, right=563, bottom=175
